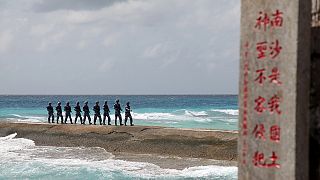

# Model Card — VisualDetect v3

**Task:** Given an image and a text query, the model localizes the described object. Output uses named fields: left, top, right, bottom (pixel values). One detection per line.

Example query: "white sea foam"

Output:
left=0, top=133, right=35, bottom=153
left=8, top=114, right=44, bottom=122
left=184, top=110, right=208, bottom=117
left=132, top=112, right=179, bottom=120
left=211, top=109, right=239, bottom=116
left=132, top=111, right=210, bottom=121
left=0, top=134, right=237, bottom=179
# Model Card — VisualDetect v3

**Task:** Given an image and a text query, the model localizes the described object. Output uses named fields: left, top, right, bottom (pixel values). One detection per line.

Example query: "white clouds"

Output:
left=64, top=10, right=98, bottom=24
left=0, top=0, right=240, bottom=94
left=102, top=33, right=120, bottom=48
left=30, top=24, right=54, bottom=36
left=0, top=31, right=13, bottom=53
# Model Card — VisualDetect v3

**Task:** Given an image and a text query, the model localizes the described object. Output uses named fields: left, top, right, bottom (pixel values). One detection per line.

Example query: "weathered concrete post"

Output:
left=238, top=0, right=311, bottom=179
left=310, top=0, right=320, bottom=178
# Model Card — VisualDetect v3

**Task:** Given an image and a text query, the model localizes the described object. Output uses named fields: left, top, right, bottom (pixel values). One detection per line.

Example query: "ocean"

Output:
left=0, top=95, right=238, bottom=130
left=0, top=95, right=238, bottom=179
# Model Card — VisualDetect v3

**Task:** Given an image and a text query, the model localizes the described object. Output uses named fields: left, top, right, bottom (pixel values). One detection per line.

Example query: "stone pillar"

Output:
left=238, top=0, right=311, bottom=179
left=310, top=26, right=320, bottom=180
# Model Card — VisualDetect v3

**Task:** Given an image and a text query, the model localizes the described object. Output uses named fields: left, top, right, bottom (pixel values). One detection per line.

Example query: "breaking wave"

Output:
left=0, top=134, right=237, bottom=179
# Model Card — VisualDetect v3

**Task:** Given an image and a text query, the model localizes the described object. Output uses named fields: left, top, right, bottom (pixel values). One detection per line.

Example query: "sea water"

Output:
left=0, top=95, right=238, bottom=179
left=0, top=95, right=238, bottom=130
left=0, top=133, right=237, bottom=179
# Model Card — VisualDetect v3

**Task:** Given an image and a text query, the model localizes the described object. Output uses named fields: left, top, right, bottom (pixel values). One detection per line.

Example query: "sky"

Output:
left=0, top=0, right=240, bottom=95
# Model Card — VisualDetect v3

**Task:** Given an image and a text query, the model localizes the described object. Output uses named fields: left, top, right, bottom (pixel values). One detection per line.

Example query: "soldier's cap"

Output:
left=66, top=101, right=70, bottom=104
left=105, top=100, right=108, bottom=103
left=116, top=99, right=119, bottom=102
left=58, top=102, right=61, bottom=105
left=96, top=101, right=99, bottom=104
left=49, top=102, right=52, bottom=105
left=84, top=101, right=88, bottom=104
left=76, top=101, right=79, bottom=104
left=126, top=102, right=130, bottom=105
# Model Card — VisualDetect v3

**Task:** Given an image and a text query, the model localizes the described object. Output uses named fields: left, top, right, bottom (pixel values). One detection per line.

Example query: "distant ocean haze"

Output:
left=0, top=95, right=238, bottom=130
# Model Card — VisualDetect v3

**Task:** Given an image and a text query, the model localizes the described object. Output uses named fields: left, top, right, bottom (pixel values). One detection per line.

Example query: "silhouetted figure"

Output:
left=83, top=101, right=91, bottom=125
left=103, top=101, right=111, bottom=125
left=93, top=101, right=102, bottom=125
left=74, top=102, right=82, bottom=124
left=64, top=102, right=73, bottom=124
left=56, top=102, right=63, bottom=124
left=125, top=102, right=134, bottom=126
left=46, top=102, right=54, bottom=123
left=114, top=99, right=123, bottom=126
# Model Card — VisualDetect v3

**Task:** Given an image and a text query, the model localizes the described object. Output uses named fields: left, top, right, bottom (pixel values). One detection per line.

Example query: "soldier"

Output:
left=114, top=99, right=123, bottom=126
left=83, top=101, right=92, bottom=125
left=93, top=101, right=102, bottom=125
left=46, top=102, right=54, bottom=123
left=64, top=102, right=73, bottom=124
left=124, top=102, right=134, bottom=126
left=74, top=102, right=83, bottom=124
left=56, top=102, right=63, bottom=124
left=103, top=101, right=111, bottom=125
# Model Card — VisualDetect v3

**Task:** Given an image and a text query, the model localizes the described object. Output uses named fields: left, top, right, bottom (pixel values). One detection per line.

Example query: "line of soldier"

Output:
left=46, top=99, right=133, bottom=126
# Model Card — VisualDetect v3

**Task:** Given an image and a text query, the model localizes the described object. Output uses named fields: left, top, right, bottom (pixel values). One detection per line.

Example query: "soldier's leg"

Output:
left=94, top=114, right=97, bottom=125
left=124, top=116, right=128, bottom=126
left=115, top=115, right=118, bottom=126
left=99, top=114, right=102, bottom=125
left=119, top=114, right=123, bottom=125
left=64, top=114, right=67, bottom=124
left=48, top=114, right=51, bottom=123
left=52, top=114, right=55, bottom=123
left=59, top=115, right=62, bottom=124
left=83, top=115, right=86, bottom=124
left=61, top=115, right=64, bottom=124
left=130, top=115, right=133, bottom=126
left=80, top=115, right=83, bottom=124
left=108, top=115, right=111, bottom=125
left=56, top=114, right=59, bottom=124
left=70, top=115, right=73, bottom=124
left=75, top=115, right=78, bottom=124
left=103, top=114, right=106, bottom=125
left=88, top=115, right=92, bottom=124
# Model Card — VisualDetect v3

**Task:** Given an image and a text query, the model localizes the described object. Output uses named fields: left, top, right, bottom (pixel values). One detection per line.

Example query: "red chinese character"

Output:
left=244, top=42, right=249, bottom=58
left=270, top=125, right=280, bottom=142
left=255, top=68, right=267, bottom=85
left=242, top=140, right=248, bottom=164
left=253, top=151, right=266, bottom=167
left=255, top=12, right=270, bottom=31
left=253, top=123, right=266, bottom=140
left=268, top=95, right=281, bottom=114
left=271, top=10, right=283, bottom=27
left=256, top=41, right=268, bottom=59
left=270, top=40, right=282, bottom=59
left=268, top=67, right=282, bottom=85
left=267, top=151, right=280, bottom=168
left=255, top=96, right=266, bottom=113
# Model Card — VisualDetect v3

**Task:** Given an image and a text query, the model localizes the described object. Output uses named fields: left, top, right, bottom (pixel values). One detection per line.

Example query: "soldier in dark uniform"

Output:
left=124, top=102, right=134, bottom=126
left=56, top=102, right=63, bottom=124
left=74, top=102, right=82, bottom=124
left=83, top=101, right=91, bottom=125
left=114, top=99, right=123, bottom=126
left=103, top=101, right=111, bottom=125
left=46, top=102, right=54, bottom=123
left=64, top=102, right=73, bottom=124
left=93, top=101, right=102, bottom=125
